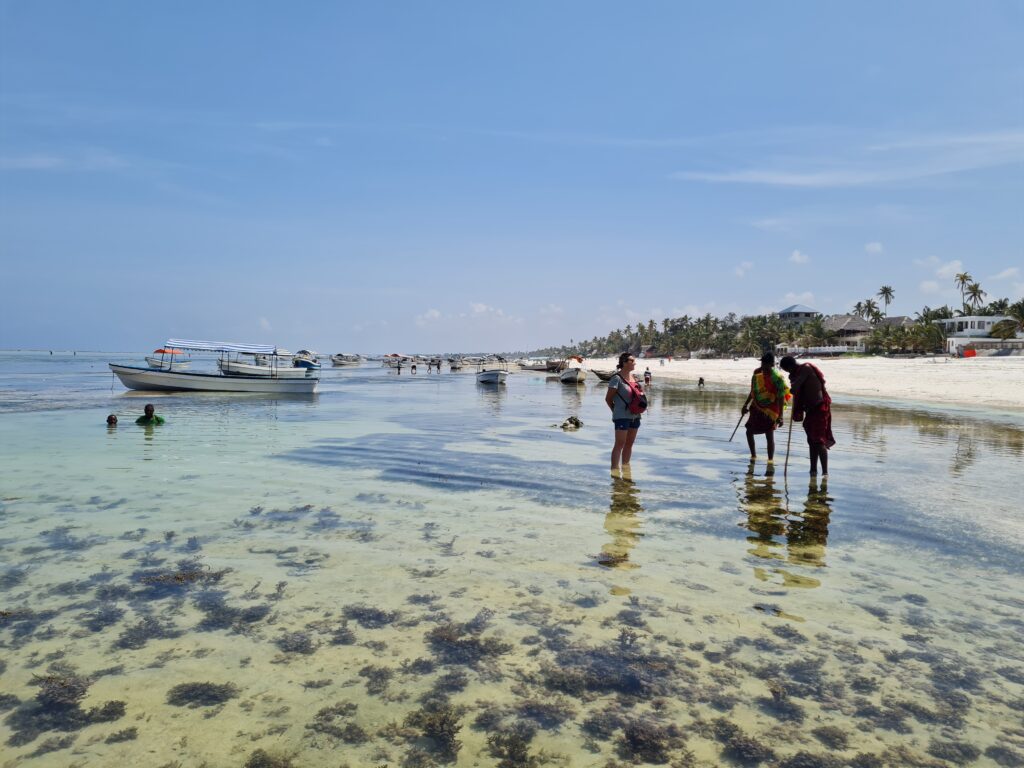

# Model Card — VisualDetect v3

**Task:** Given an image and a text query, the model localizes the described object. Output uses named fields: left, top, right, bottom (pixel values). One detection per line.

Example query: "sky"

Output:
left=1, top=1, right=1022, bottom=353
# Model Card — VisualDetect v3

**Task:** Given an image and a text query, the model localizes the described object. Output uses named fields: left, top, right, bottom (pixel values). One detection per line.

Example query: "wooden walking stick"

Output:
left=783, top=417, right=794, bottom=477
left=728, top=411, right=745, bottom=442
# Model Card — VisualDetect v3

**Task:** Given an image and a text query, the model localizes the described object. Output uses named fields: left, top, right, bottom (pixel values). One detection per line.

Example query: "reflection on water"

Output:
left=738, top=461, right=835, bottom=591
left=597, top=467, right=644, bottom=574
left=1, top=354, right=1022, bottom=767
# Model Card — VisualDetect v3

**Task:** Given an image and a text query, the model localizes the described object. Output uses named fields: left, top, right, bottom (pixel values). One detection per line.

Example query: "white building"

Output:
left=936, top=315, right=1024, bottom=356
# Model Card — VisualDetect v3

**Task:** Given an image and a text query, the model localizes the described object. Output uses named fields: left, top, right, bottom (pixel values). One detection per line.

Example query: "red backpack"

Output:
left=618, top=377, right=648, bottom=415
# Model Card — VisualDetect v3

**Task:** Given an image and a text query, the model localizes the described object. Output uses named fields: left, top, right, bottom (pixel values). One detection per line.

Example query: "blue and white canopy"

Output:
left=164, top=339, right=278, bottom=354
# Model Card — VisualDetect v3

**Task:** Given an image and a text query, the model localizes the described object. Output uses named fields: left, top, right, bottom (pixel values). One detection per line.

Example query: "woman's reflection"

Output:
left=598, top=466, right=644, bottom=570
left=739, top=464, right=833, bottom=589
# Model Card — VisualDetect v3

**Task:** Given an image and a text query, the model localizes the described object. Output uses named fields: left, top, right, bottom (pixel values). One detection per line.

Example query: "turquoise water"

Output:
left=1, top=352, right=1022, bottom=767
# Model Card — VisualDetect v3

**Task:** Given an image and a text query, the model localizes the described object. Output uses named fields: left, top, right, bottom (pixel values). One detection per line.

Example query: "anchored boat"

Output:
left=109, top=339, right=319, bottom=393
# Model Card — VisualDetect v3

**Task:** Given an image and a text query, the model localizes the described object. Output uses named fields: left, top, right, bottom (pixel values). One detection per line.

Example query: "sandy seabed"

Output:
left=589, top=355, right=1024, bottom=411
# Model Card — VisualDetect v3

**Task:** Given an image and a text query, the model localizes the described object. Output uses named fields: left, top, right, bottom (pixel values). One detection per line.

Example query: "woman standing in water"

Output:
left=606, top=352, right=643, bottom=469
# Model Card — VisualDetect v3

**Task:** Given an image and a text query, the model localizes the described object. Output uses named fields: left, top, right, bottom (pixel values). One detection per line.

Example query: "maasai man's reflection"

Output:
left=786, top=479, right=833, bottom=570
left=739, top=464, right=834, bottom=589
left=598, top=467, right=644, bottom=570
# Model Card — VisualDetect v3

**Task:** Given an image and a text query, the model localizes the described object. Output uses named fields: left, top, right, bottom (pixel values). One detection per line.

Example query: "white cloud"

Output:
left=674, top=129, right=1024, bottom=188
left=783, top=291, right=815, bottom=305
left=734, top=261, right=754, bottom=278
left=935, top=259, right=964, bottom=279
left=919, top=280, right=940, bottom=295
left=864, top=242, right=884, bottom=254
left=789, top=250, right=809, bottom=264
left=259, top=317, right=272, bottom=331
left=913, top=255, right=941, bottom=268
left=991, top=267, right=1020, bottom=281
left=751, top=217, right=791, bottom=233
left=414, top=308, right=442, bottom=327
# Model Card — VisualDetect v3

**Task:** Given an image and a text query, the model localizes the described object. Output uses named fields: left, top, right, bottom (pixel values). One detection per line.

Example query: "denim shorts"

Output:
left=613, top=417, right=641, bottom=431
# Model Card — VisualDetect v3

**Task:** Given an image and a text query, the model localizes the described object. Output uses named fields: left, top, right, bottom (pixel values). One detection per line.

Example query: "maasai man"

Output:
left=779, top=356, right=836, bottom=477
left=740, top=353, right=789, bottom=461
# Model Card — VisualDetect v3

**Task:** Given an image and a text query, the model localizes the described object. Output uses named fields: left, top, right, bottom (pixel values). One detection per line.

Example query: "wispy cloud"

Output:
left=783, top=291, right=815, bottom=305
left=935, top=259, right=964, bottom=279
left=789, top=250, right=809, bottom=264
left=734, top=261, right=754, bottom=278
left=675, top=129, right=1024, bottom=188
left=991, top=266, right=1020, bottom=281
left=864, top=242, right=884, bottom=254
left=919, top=280, right=940, bottom=295
left=0, top=149, right=127, bottom=171
left=414, top=308, right=442, bottom=327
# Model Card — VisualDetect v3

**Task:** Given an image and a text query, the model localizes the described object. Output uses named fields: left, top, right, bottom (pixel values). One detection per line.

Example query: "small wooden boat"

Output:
left=145, top=348, right=191, bottom=370
left=559, top=367, right=587, bottom=384
left=592, top=369, right=616, bottom=382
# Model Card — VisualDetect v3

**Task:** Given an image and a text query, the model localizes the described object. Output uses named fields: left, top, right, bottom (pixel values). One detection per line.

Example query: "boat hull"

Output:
left=109, top=364, right=319, bottom=393
left=559, top=367, right=587, bottom=383
left=476, top=370, right=507, bottom=384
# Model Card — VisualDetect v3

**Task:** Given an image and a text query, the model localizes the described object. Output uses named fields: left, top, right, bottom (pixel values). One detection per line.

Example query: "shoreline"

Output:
left=587, top=355, right=1024, bottom=413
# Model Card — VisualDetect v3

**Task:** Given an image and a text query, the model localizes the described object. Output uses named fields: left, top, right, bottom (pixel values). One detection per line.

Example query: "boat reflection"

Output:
left=738, top=462, right=833, bottom=589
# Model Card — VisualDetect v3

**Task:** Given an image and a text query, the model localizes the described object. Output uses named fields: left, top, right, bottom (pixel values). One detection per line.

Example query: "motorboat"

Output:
left=476, top=356, right=509, bottom=385
left=448, top=357, right=464, bottom=371
left=218, top=354, right=313, bottom=378
left=145, top=348, right=190, bottom=370
left=331, top=353, right=362, bottom=366
left=292, top=350, right=321, bottom=369
left=109, top=339, right=319, bottom=394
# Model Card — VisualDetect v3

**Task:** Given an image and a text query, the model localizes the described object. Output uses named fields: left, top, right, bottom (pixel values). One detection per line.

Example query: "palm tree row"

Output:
left=536, top=293, right=1020, bottom=360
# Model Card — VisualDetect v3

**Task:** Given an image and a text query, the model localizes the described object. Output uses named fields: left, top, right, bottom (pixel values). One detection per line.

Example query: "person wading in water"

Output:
left=740, top=353, right=789, bottom=462
left=779, top=356, right=836, bottom=477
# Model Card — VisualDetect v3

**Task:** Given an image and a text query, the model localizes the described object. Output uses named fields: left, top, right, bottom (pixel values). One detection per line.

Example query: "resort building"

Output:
left=935, top=315, right=1024, bottom=356
left=777, top=304, right=820, bottom=327
left=823, top=314, right=872, bottom=352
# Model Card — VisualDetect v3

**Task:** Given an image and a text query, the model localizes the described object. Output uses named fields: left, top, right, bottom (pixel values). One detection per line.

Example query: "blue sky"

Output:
left=1, top=1, right=1022, bottom=352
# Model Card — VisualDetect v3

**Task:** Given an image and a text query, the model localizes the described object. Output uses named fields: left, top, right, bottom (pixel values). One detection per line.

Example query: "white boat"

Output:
left=109, top=340, right=318, bottom=394
left=476, top=357, right=509, bottom=385
left=292, top=350, right=321, bottom=369
left=448, top=357, right=464, bottom=371
left=218, top=358, right=314, bottom=378
left=145, top=348, right=190, bottom=370
left=559, top=356, right=588, bottom=384
left=331, top=353, right=361, bottom=366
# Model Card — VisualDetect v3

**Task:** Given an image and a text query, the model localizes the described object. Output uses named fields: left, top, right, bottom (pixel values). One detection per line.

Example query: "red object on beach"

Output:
left=963, top=349, right=977, bottom=358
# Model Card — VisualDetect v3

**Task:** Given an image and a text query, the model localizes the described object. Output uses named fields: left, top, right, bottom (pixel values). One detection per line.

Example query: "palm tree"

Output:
left=965, top=283, right=986, bottom=311
left=877, top=286, right=895, bottom=316
left=862, top=298, right=880, bottom=323
left=991, top=300, right=1024, bottom=340
left=953, top=272, right=974, bottom=312
left=852, top=301, right=864, bottom=318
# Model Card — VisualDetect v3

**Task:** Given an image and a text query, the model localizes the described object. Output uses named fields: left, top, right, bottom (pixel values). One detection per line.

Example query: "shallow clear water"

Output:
left=1, top=352, right=1022, bottom=767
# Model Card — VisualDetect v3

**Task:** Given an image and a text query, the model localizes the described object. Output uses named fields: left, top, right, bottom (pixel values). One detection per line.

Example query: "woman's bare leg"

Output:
left=621, top=428, right=639, bottom=465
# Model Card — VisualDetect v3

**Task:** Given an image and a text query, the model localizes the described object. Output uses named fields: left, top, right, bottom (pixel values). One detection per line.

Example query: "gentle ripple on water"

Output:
left=0, top=352, right=1022, bottom=766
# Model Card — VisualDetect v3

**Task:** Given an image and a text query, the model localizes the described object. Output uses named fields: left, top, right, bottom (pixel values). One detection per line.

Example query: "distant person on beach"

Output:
left=643, top=367, right=652, bottom=387
left=698, top=377, right=705, bottom=389
left=780, top=356, right=835, bottom=477
left=605, top=352, right=644, bottom=470
left=135, top=404, right=165, bottom=425
left=740, top=353, right=789, bottom=462
left=411, top=362, right=417, bottom=374
left=106, top=414, right=118, bottom=427
left=660, top=358, right=665, bottom=366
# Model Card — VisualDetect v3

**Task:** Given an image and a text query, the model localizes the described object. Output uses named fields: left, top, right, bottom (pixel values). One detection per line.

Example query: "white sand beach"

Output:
left=588, top=355, right=1024, bottom=411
